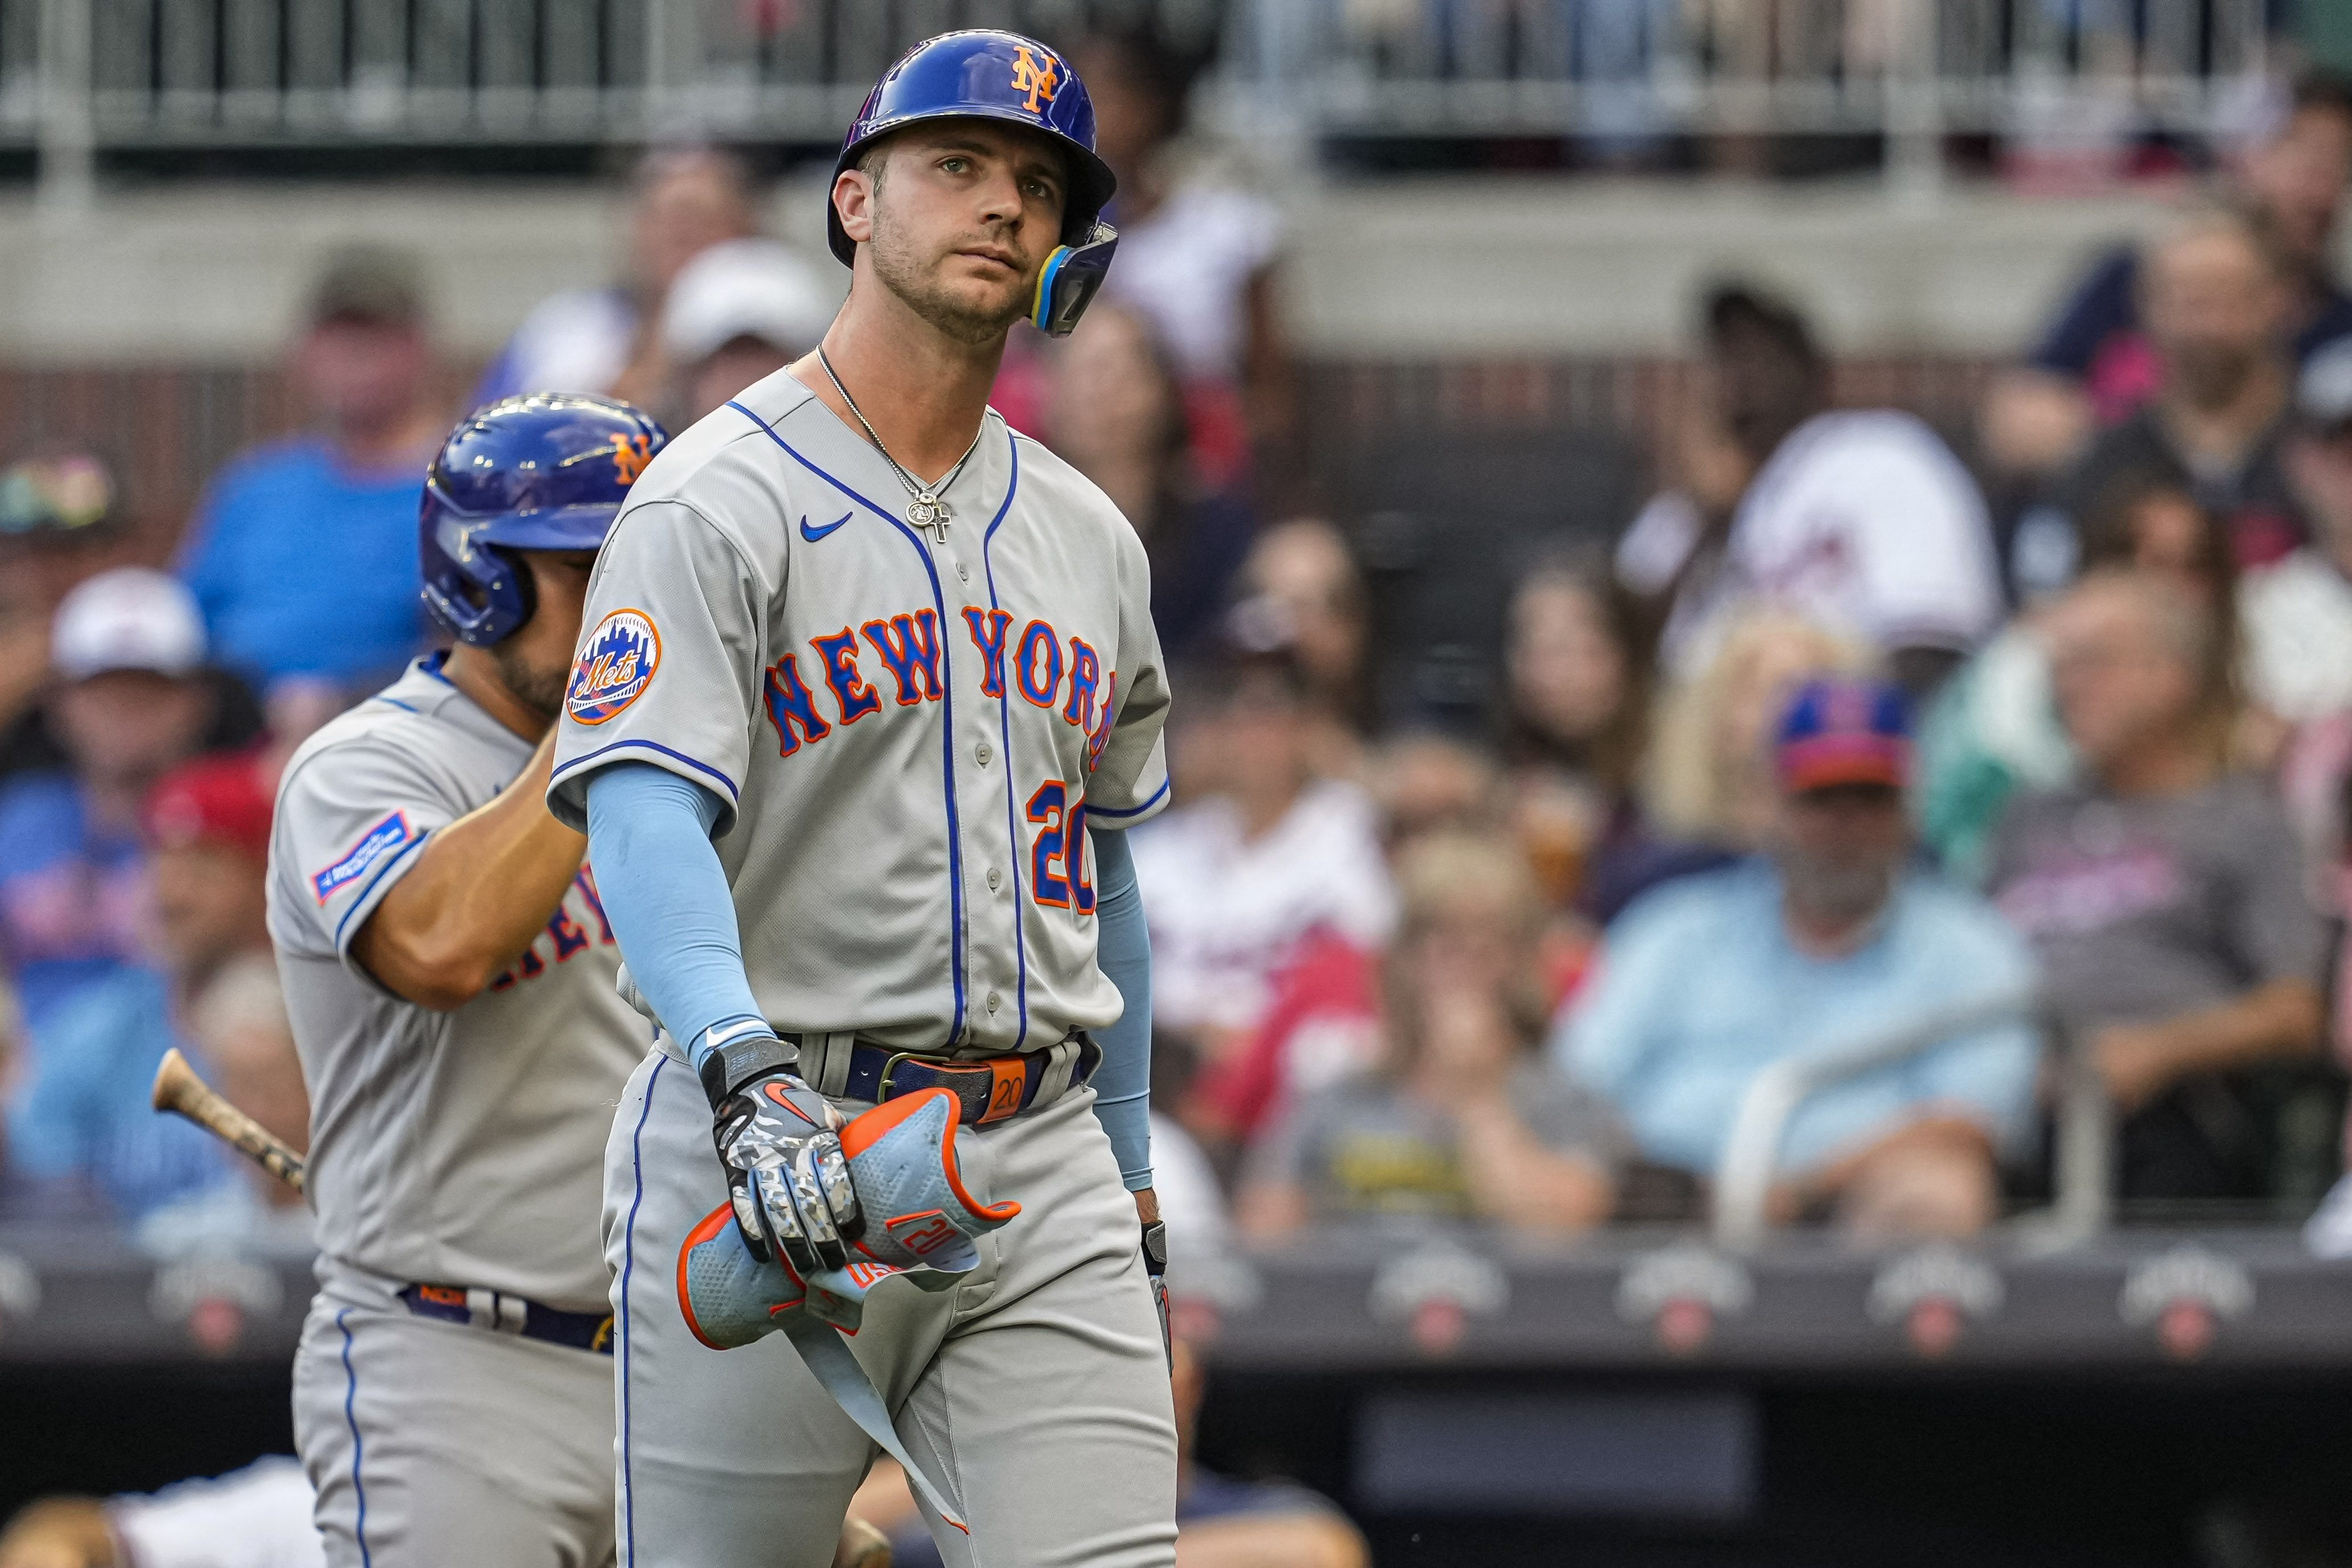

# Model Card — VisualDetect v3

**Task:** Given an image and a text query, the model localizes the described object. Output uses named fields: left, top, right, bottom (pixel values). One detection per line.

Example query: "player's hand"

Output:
left=703, top=1037, right=863, bottom=1276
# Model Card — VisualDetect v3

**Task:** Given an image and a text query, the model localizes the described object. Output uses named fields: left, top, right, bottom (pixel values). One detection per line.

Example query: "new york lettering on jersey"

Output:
left=749, top=603, right=1117, bottom=911
left=488, top=866, right=619, bottom=988
left=547, top=373, right=1172, bottom=1056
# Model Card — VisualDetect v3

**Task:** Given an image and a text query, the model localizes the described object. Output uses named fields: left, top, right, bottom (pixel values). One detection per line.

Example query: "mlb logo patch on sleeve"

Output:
left=568, top=608, right=662, bottom=724
left=312, top=812, right=416, bottom=904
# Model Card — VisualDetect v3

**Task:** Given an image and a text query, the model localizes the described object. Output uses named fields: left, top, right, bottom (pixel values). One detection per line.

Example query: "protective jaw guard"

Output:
left=1030, top=221, right=1118, bottom=338
left=678, top=1088, right=1021, bottom=1533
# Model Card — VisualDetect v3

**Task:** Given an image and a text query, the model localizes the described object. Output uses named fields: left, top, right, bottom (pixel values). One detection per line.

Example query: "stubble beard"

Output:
left=2170, top=343, right=2260, bottom=413
left=867, top=206, right=1028, bottom=348
left=1773, top=844, right=1897, bottom=930
left=493, top=639, right=568, bottom=725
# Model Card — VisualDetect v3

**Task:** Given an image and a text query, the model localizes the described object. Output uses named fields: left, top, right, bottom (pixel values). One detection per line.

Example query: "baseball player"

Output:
left=267, top=395, right=667, bottom=1566
left=544, top=28, right=1177, bottom=1568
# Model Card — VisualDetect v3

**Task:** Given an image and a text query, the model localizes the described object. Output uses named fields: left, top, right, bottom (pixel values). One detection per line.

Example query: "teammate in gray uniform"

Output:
left=545, top=30, right=1179, bottom=1568
left=269, top=396, right=668, bottom=1567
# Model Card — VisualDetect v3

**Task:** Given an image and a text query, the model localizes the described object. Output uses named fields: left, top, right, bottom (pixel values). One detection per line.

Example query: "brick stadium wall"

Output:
left=0, top=355, right=2002, bottom=560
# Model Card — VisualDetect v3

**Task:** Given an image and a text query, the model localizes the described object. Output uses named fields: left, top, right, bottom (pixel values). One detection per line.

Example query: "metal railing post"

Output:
left=1885, top=0, right=1944, bottom=207
left=36, top=0, right=95, bottom=222
left=643, top=0, right=667, bottom=134
left=1711, top=987, right=2045, bottom=1251
left=2047, top=1016, right=2114, bottom=1240
left=643, top=0, right=707, bottom=141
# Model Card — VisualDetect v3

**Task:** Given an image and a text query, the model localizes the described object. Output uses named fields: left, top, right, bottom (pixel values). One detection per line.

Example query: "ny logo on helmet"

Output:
left=1010, top=45, right=1059, bottom=113
left=609, top=433, right=654, bottom=485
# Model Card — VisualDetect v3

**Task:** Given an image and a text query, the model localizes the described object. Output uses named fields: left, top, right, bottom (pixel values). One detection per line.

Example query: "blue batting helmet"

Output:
left=418, top=393, right=667, bottom=648
left=827, top=30, right=1117, bottom=268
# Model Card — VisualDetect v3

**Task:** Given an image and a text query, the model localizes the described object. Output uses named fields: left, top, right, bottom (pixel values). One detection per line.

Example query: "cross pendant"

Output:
left=908, top=496, right=951, bottom=545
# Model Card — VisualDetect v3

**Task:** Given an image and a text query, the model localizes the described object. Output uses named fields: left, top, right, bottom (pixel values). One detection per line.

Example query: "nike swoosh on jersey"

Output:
left=800, top=511, right=852, bottom=541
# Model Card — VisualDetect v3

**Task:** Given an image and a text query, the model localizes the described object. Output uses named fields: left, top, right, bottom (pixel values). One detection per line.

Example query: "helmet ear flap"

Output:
left=1029, top=222, right=1118, bottom=338
left=493, top=545, right=538, bottom=636
left=420, top=495, right=534, bottom=648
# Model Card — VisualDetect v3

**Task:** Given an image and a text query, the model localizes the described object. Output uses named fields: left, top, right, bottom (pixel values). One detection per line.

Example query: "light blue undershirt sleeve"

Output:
left=584, top=762, right=769, bottom=1075
left=1086, top=824, right=1154, bottom=1192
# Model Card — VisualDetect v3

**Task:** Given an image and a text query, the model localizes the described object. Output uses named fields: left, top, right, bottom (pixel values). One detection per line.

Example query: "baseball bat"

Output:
left=151, top=1046, right=307, bottom=1196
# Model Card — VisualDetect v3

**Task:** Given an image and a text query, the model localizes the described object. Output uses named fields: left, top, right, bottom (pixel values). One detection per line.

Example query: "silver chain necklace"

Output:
left=816, top=348, right=981, bottom=545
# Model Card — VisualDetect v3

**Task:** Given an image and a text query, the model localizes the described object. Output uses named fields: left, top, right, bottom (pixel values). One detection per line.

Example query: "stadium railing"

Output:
left=1710, top=986, right=2115, bottom=1253
left=0, top=0, right=2279, bottom=207
left=0, top=0, right=1225, bottom=208
left=1222, top=0, right=2274, bottom=188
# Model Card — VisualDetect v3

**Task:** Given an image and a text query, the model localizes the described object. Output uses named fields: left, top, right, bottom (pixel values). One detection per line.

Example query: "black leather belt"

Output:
left=398, top=1282, right=614, bottom=1354
left=779, top=1031, right=1099, bottom=1127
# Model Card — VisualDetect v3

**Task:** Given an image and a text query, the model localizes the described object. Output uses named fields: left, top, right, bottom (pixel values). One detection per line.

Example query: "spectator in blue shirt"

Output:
left=1555, top=678, right=2041, bottom=1238
left=7, top=752, right=273, bottom=1222
left=178, top=247, right=445, bottom=717
left=0, top=568, right=223, bottom=1031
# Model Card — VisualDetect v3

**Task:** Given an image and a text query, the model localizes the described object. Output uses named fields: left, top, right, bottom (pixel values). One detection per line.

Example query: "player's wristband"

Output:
left=697, top=1029, right=799, bottom=1107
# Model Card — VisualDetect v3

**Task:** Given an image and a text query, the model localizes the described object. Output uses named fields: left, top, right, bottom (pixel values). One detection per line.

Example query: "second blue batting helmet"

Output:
left=418, top=393, right=668, bottom=648
left=827, top=31, right=1118, bottom=273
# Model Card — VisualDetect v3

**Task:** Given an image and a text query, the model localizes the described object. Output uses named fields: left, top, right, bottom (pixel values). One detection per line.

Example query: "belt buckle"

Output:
left=875, top=1050, right=920, bottom=1101
left=877, top=1049, right=1018, bottom=1126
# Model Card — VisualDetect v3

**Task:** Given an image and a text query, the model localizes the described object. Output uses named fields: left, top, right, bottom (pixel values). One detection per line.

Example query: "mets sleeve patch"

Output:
left=312, top=811, right=416, bottom=904
left=568, top=608, right=662, bottom=725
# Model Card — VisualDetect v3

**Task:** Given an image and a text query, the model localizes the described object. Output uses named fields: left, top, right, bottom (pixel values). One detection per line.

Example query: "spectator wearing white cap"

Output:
left=472, top=147, right=761, bottom=412
left=0, top=568, right=220, bottom=1028
left=657, top=236, right=835, bottom=426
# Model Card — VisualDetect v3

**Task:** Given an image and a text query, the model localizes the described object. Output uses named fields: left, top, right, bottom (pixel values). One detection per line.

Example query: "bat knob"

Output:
left=151, top=1046, right=194, bottom=1112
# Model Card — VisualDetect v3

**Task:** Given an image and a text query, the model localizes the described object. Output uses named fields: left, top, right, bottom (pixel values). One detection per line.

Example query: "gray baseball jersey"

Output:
left=269, top=654, right=648, bottom=1313
left=545, top=369, right=1172, bottom=1054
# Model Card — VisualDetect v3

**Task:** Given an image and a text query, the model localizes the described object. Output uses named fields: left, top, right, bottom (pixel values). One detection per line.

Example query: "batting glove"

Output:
left=700, top=1031, right=864, bottom=1276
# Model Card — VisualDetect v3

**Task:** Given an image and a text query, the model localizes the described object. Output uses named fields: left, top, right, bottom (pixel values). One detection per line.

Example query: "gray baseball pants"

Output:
left=604, top=1045, right=1178, bottom=1568
left=292, top=1260, right=617, bottom=1567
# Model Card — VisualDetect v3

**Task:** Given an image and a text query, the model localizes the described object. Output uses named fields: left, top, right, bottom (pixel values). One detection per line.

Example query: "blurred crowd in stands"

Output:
left=3, top=31, right=2352, bottom=1319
